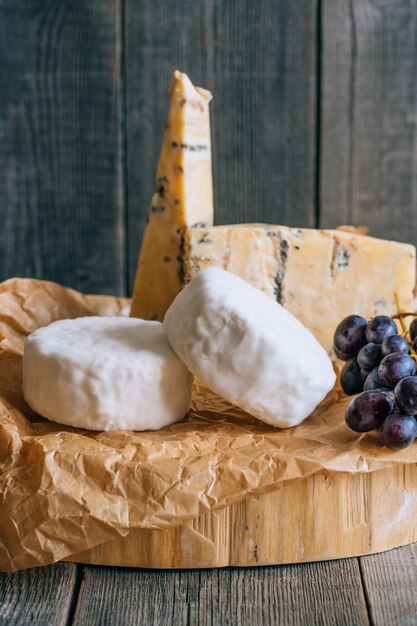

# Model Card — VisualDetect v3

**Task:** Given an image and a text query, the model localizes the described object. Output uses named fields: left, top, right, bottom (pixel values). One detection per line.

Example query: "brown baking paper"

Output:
left=1, top=278, right=417, bottom=573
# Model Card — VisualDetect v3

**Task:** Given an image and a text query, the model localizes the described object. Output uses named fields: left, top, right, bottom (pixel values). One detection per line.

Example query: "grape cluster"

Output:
left=333, top=314, right=417, bottom=450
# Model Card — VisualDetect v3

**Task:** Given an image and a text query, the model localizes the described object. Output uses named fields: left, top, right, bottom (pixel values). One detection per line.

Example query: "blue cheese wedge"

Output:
left=130, top=71, right=213, bottom=321
left=183, top=225, right=416, bottom=352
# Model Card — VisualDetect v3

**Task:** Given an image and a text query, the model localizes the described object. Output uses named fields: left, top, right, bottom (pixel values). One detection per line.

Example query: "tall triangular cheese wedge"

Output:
left=130, top=71, right=213, bottom=320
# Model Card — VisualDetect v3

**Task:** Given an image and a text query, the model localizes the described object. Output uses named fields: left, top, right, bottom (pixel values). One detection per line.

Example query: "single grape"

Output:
left=380, top=413, right=417, bottom=450
left=333, top=315, right=367, bottom=359
left=340, top=358, right=365, bottom=395
left=334, top=346, right=352, bottom=361
left=378, top=353, right=416, bottom=387
left=394, top=376, right=417, bottom=414
left=381, top=334, right=410, bottom=357
left=409, top=318, right=417, bottom=341
left=357, top=342, right=382, bottom=373
left=365, top=315, right=398, bottom=344
left=345, top=389, right=395, bottom=432
left=413, top=337, right=417, bottom=353
left=363, top=367, right=386, bottom=391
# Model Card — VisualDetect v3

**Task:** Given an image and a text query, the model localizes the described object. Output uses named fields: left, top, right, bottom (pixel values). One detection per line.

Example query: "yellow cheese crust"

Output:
left=130, top=71, right=213, bottom=320
left=184, top=224, right=416, bottom=351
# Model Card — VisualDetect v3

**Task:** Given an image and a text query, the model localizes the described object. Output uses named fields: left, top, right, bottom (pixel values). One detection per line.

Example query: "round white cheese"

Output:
left=163, top=267, right=336, bottom=428
left=23, top=317, right=193, bottom=431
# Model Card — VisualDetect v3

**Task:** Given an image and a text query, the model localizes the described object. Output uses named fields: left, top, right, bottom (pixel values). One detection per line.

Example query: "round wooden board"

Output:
left=66, top=465, right=417, bottom=568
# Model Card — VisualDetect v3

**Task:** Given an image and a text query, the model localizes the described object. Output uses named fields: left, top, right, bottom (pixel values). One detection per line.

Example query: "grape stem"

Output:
left=391, top=312, right=417, bottom=319
left=394, top=291, right=417, bottom=360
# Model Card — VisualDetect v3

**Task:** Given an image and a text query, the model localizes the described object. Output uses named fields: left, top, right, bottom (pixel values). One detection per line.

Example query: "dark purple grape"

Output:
left=380, top=413, right=417, bottom=450
left=394, top=376, right=417, bottom=414
left=345, top=389, right=395, bottom=433
left=334, top=346, right=352, bottom=361
left=357, top=342, right=382, bottom=373
left=378, top=353, right=416, bottom=387
left=409, top=318, right=417, bottom=341
left=363, top=367, right=386, bottom=391
left=413, top=337, right=417, bottom=352
left=333, top=315, right=367, bottom=359
left=340, top=358, right=365, bottom=395
left=381, top=334, right=410, bottom=357
left=365, top=315, right=398, bottom=344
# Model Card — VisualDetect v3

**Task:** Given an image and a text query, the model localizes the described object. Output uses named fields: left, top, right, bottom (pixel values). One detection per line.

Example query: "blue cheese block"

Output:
left=183, top=225, right=416, bottom=352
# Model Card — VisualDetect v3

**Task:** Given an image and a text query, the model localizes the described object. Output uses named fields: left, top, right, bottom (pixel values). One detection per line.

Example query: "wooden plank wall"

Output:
left=1, top=0, right=416, bottom=296
left=0, top=1, right=125, bottom=295
left=320, top=0, right=417, bottom=242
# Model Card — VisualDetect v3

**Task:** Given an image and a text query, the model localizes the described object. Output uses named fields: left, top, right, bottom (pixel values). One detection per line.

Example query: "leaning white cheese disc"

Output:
left=23, top=317, right=193, bottom=431
left=163, top=267, right=336, bottom=428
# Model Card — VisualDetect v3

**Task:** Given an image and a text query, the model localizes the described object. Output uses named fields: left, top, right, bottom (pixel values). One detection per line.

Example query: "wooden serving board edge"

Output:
left=65, top=466, right=417, bottom=568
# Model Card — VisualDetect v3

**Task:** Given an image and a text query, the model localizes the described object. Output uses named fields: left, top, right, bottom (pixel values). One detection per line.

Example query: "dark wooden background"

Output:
left=1, top=0, right=417, bottom=297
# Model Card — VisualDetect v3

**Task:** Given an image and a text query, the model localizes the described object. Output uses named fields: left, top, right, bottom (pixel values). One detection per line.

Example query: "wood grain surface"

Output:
left=72, top=561, right=369, bottom=626
left=66, top=467, right=417, bottom=570
left=5, top=551, right=417, bottom=625
left=0, top=1, right=126, bottom=295
left=208, top=0, right=318, bottom=230
left=360, top=545, right=417, bottom=625
left=320, top=0, right=417, bottom=244
left=0, top=563, right=78, bottom=626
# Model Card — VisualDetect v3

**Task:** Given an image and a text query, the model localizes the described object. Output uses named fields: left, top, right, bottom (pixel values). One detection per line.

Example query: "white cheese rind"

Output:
left=163, top=268, right=336, bottom=428
left=23, top=317, right=193, bottom=431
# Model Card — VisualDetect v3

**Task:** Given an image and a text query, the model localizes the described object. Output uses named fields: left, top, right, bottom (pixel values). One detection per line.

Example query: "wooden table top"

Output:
left=1, top=545, right=417, bottom=625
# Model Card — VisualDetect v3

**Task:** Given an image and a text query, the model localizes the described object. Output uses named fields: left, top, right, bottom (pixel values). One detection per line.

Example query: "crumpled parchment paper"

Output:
left=1, top=278, right=416, bottom=573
